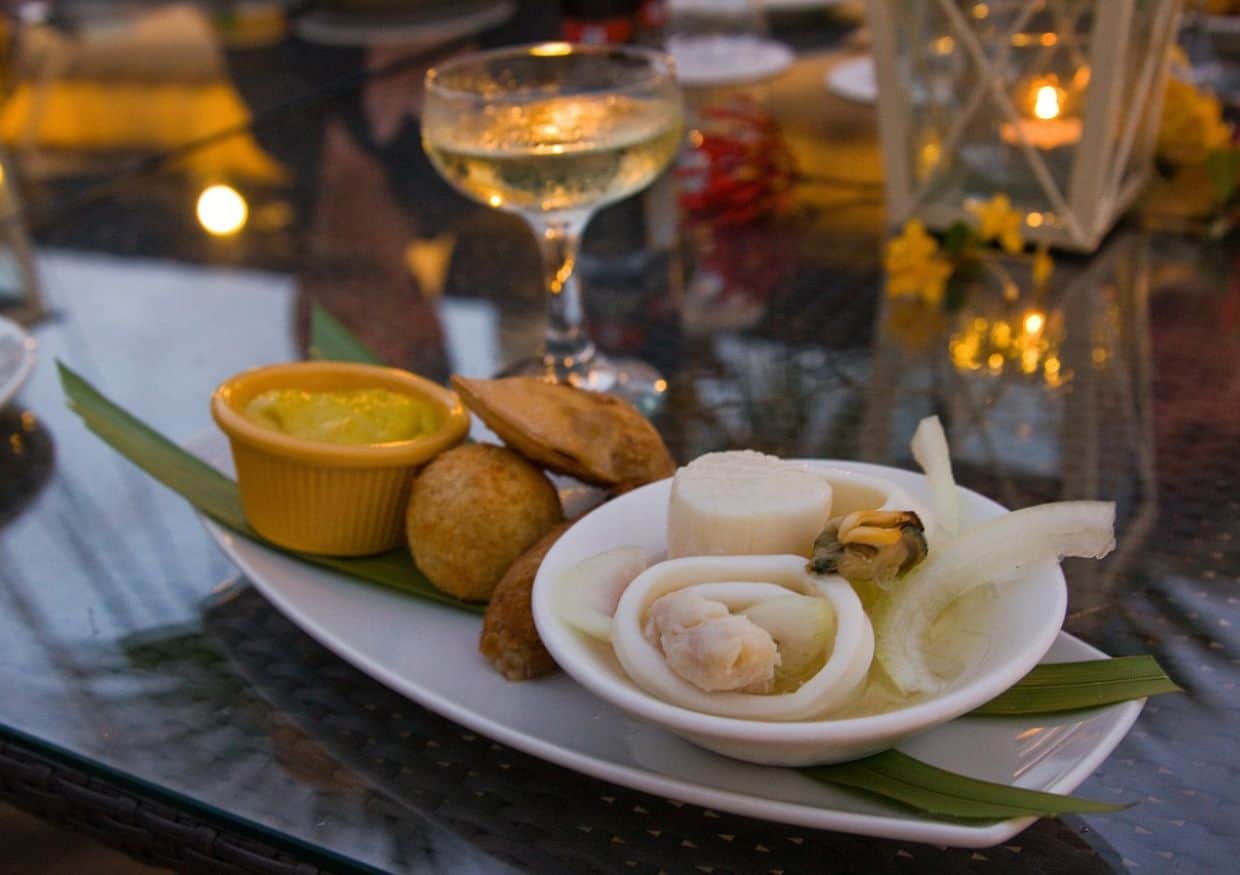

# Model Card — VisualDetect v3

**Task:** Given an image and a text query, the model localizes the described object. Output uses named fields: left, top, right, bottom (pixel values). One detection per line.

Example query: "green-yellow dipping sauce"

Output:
left=243, top=388, right=438, bottom=445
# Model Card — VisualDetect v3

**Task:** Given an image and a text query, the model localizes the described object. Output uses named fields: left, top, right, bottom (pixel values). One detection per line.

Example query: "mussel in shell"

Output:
left=808, top=510, right=928, bottom=588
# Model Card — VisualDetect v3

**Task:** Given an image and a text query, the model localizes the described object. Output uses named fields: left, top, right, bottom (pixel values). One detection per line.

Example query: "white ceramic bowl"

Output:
left=532, top=461, right=1067, bottom=766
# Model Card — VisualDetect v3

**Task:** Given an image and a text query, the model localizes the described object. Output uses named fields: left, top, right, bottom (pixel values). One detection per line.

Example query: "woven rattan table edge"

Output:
left=0, top=727, right=381, bottom=875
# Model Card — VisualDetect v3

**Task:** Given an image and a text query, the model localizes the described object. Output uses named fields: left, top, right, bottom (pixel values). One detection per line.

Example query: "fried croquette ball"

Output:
left=407, top=443, right=563, bottom=601
left=480, top=522, right=570, bottom=681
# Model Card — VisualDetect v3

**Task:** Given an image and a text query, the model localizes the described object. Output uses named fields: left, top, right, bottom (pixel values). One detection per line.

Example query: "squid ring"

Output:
left=611, top=555, right=874, bottom=721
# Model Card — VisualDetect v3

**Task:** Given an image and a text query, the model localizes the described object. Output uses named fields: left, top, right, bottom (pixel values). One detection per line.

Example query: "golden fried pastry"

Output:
left=479, top=522, right=570, bottom=681
left=407, top=443, right=563, bottom=602
left=451, top=376, right=676, bottom=491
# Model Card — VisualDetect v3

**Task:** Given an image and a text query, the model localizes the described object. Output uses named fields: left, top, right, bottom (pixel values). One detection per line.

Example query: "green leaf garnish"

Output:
left=60, top=362, right=251, bottom=532
left=804, top=750, right=1128, bottom=820
left=805, top=658, right=1178, bottom=821
left=310, top=304, right=383, bottom=365
left=971, top=655, right=1181, bottom=716
left=808, top=654, right=1175, bottom=817
left=58, top=362, right=482, bottom=615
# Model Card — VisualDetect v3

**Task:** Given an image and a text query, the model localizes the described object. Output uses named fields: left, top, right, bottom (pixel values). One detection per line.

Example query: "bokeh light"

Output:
left=196, top=184, right=248, bottom=236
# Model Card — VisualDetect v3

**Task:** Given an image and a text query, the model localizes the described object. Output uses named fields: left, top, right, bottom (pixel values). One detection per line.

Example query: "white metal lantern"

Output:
left=867, top=0, right=1184, bottom=252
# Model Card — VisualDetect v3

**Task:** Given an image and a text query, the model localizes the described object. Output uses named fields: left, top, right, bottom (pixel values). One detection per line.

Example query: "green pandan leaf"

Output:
left=804, top=750, right=1128, bottom=821
left=60, top=363, right=251, bottom=532
left=58, top=362, right=482, bottom=615
left=971, top=655, right=1180, bottom=716
left=804, top=657, right=1177, bottom=821
left=310, top=304, right=383, bottom=365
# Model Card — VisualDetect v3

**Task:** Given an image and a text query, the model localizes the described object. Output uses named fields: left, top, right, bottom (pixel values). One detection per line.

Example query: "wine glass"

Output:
left=422, top=43, right=683, bottom=408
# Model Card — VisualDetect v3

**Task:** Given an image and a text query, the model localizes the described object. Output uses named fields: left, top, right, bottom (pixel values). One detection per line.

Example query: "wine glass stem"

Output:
left=529, top=213, right=596, bottom=381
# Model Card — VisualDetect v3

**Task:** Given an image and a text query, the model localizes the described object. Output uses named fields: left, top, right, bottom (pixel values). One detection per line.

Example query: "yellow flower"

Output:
left=1032, top=244, right=1053, bottom=289
left=885, top=219, right=938, bottom=272
left=1158, top=77, right=1234, bottom=166
left=968, top=194, right=1024, bottom=254
left=884, top=219, right=954, bottom=305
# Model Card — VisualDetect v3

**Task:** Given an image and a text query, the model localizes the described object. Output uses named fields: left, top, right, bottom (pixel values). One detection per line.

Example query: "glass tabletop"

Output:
left=0, top=4, right=1236, bottom=873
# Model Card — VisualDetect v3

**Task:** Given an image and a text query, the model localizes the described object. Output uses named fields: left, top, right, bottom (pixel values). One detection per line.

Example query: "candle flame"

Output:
left=1033, top=85, right=1061, bottom=120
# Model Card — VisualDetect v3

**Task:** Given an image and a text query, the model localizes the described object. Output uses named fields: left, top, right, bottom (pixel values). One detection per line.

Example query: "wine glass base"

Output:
left=498, top=353, right=668, bottom=415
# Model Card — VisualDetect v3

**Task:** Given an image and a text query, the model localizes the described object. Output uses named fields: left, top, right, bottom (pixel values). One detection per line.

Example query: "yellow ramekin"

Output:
left=211, top=362, right=469, bottom=556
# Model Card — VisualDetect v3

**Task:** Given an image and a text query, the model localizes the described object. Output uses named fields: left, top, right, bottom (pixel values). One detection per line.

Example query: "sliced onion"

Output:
left=612, top=555, right=874, bottom=721
left=874, top=501, right=1116, bottom=695
left=741, top=594, right=835, bottom=684
left=557, top=547, right=647, bottom=642
left=910, top=415, right=959, bottom=541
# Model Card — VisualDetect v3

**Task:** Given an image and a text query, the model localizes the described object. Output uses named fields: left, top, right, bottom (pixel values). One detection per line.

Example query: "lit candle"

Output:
left=1000, top=77, right=1083, bottom=151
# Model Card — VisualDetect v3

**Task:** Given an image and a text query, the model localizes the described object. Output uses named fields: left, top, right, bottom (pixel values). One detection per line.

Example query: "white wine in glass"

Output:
left=423, top=43, right=683, bottom=408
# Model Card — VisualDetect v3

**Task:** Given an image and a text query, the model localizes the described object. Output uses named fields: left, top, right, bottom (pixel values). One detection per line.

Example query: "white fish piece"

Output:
left=646, top=590, right=780, bottom=693
left=612, top=555, right=874, bottom=721
left=556, top=547, right=647, bottom=642
left=645, top=588, right=836, bottom=694
left=667, top=451, right=833, bottom=559
left=643, top=588, right=729, bottom=640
